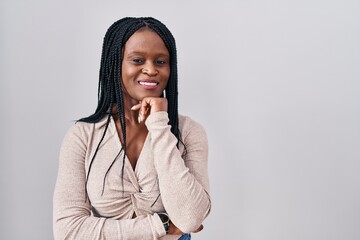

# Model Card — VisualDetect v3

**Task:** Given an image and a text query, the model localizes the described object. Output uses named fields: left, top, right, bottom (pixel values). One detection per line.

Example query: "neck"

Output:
left=111, top=96, right=139, bottom=125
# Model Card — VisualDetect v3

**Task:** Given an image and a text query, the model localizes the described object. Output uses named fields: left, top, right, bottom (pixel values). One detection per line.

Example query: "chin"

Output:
left=138, top=92, right=163, bottom=100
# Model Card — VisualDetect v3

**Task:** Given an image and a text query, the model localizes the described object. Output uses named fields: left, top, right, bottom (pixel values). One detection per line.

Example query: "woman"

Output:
left=53, top=17, right=211, bottom=240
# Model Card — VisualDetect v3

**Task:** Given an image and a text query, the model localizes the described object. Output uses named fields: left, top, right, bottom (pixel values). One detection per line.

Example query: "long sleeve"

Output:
left=53, top=123, right=165, bottom=240
left=145, top=112, right=211, bottom=233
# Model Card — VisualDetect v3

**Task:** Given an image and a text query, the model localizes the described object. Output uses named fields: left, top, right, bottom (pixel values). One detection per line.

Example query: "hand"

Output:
left=131, top=97, right=168, bottom=123
left=167, top=221, right=204, bottom=235
left=167, top=221, right=183, bottom=235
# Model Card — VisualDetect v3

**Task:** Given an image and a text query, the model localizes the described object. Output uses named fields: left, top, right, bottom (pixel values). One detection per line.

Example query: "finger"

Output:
left=144, top=97, right=167, bottom=113
left=138, top=100, right=151, bottom=123
left=138, top=109, right=150, bottom=123
left=192, top=224, right=204, bottom=233
left=130, top=102, right=144, bottom=123
left=130, top=103, right=141, bottom=111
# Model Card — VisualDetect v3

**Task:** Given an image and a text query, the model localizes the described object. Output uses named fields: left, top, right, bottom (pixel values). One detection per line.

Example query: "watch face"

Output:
left=159, top=213, right=169, bottom=223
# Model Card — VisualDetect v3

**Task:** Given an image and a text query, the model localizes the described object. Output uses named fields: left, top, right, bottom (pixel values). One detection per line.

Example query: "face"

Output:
left=121, top=29, right=170, bottom=102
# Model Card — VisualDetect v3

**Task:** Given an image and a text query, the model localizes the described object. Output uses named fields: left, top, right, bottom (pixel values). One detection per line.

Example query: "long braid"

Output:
left=78, top=17, right=184, bottom=198
left=112, top=21, right=141, bottom=192
left=147, top=20, right=180, bottom=142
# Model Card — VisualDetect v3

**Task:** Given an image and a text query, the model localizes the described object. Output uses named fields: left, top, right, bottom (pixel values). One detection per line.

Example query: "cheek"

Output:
left=163, top=67, right=170, bottom=81
left=121, top=64, right=137, bottom=82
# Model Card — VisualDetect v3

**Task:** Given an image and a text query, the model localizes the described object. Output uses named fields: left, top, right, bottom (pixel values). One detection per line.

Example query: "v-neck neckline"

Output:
left=127, top=133, right=149, bottom=173
left=110, top=115, right=149, bottom=176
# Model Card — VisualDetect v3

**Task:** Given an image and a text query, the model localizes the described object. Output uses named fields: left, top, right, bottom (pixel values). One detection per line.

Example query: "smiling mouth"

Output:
left=138, top=80, right=160, bottom=90
left=138, top=81, right=158, bottom=86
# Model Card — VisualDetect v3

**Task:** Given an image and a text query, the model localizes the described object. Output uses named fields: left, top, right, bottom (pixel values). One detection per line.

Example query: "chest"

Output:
left=115, top=120, right=148, bottom=170
left=85, top=132, right=164, bottom=218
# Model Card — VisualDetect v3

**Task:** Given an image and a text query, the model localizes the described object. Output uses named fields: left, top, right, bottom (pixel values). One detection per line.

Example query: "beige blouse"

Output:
left=53, top=111, right=211, bottom=240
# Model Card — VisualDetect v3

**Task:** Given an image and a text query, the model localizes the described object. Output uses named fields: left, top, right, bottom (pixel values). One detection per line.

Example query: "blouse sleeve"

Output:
left=145, top=112, right=211, bottom=233
left=53, top=123, right=165, bottom=240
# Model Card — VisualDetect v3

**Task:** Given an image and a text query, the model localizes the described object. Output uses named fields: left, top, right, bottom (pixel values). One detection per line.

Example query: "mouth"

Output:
left=138, top=80, right=159, bottom=89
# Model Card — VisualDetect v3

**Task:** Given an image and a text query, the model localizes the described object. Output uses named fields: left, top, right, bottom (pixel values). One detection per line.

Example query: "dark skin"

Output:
left=114, top=28, right=202, bottom=235
left=115, top=28, right=170, bottom=170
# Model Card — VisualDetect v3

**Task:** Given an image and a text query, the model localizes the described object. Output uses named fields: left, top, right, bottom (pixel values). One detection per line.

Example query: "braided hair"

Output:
left=78, top=17, right=181, bottom=198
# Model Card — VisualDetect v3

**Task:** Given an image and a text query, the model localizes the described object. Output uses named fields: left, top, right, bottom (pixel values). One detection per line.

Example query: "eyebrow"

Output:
left=127, top=50, right=169, bottom=57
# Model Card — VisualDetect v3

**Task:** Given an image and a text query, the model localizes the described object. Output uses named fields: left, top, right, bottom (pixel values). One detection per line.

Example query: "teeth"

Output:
left=139, top=81, right=157, bottom=86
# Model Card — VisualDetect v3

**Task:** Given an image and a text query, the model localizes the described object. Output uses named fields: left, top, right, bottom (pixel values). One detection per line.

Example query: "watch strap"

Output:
left=158, top=213, right=170, bottom=234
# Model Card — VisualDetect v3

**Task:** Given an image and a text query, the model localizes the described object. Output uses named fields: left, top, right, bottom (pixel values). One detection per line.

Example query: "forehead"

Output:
left=124, top=29, right=169, bottom=55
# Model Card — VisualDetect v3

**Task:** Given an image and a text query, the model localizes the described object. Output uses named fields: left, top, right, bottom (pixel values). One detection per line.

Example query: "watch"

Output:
left=158, top=212, right=170, bottom=234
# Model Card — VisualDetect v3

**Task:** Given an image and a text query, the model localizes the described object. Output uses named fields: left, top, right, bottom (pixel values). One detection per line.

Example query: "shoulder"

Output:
left=178, top=114, right=207, bottom=142
left=62, top=116, right=108, bottom=147
left=60, top=122, right=93, bottom=152
left=179, top=114, right=206, bottom=132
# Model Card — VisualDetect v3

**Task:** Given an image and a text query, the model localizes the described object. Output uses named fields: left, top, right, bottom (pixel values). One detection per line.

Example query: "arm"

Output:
left=53, top=123, right=165, bottom=240
left=145, top=112, right=211, bottom=233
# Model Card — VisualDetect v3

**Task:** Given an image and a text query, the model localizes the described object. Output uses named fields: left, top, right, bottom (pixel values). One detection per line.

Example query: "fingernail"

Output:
left=131, top=106, right=136, bottom=110
left=138, top=115, right=142, bottom=123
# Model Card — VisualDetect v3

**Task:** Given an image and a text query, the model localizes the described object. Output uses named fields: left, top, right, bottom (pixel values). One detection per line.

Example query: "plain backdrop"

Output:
left=1, top=0, right=359, bottom=239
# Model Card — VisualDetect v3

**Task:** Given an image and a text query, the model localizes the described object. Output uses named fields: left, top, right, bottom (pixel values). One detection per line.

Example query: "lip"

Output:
left=137, top=80, right=159, bottom=90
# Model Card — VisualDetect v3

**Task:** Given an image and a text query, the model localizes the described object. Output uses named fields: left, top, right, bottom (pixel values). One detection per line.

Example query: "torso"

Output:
left=82, top=113, right=199, bottom=220
left=114, top=117, right=148, bottom=170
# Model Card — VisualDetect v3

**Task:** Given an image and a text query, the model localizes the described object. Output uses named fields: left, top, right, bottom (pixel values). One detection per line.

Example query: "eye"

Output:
left=132, top=58, right=144, bottom=64
left=155, top=59, right=167, bottom=65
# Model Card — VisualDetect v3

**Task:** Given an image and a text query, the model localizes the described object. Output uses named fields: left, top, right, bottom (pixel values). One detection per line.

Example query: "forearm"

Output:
left=156, top=163, right=210, bottom=233
left=53, top=204, right=165, bottom=240
left=53, top=123, right=166, bottom=240
left=53, top=163, right=166, bottom=240
left=146, top=112, right=211, bottom=233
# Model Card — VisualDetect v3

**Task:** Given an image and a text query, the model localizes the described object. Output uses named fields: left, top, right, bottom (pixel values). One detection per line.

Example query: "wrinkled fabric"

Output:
left=53, top=112, right=211, bottom=240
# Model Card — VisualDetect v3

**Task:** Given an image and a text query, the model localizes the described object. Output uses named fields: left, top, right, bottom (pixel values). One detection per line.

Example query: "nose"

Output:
left=142, top=63, right=158, bottom=76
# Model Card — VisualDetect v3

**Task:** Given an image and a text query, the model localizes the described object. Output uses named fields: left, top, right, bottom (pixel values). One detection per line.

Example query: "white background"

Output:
left=1, top=0, right=359, bottom=239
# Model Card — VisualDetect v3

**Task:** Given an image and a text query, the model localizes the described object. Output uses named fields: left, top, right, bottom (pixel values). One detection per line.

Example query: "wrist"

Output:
left=158, top=212, right=170, bottom=234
